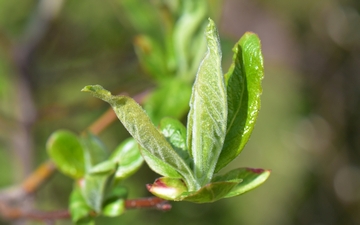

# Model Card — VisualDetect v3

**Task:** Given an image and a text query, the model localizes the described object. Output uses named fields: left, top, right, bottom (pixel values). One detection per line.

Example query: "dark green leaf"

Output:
left=144, top=79, right=192, bottom=125
left=147, top=177, right=188, bottom=200
left=69, top=186, right=94, bottom=225
left=186, top=19, right=227, bottom=186
left=46, top=130, right=86, bottom=179
left=215, top=33, right=264, bottom=172
left=160, top=117, right=191, bottom=165
left=212, top=167, right=270, bottom=198
left=109, top=138, right=144, bottom=181
left=81, top=132, right=108, bottom=172
left=82, top=85, right=199, bottom=191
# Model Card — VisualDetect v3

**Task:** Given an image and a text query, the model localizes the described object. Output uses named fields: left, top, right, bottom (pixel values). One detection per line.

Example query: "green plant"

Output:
left=83, top=19, right=270, bottom=204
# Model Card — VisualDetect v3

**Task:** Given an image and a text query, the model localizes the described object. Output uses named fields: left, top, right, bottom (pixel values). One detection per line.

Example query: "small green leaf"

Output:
left=81, top=132, right=108, bottom=172
left=144, top=79, right=192, bottom=125
left=46, top=130, right=86, bottom=179
left=180, top=181, right=238, bottom=203
left=102, top=186, right=128, bottom=217
left=89, top=160, right=117, bottom=175
left=186, top=18, right=227, bottom=186
left=109, top=138, right=144, bottom=181
left=69, top=187, right=94, bottom=225
left=80, top=174, right=109, bottom=213
left=160, top=117, right=191, bottom=165
left=82, top=85, right=199, bottom=191
left=212, top=168, right=270, bottom=198
left=215, top=32, right=264, bottom=172
left=147, top=177, right=188, bottom=200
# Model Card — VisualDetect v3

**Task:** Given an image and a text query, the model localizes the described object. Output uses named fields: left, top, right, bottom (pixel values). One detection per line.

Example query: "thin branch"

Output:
left=0, top=197, right=170, bottom=222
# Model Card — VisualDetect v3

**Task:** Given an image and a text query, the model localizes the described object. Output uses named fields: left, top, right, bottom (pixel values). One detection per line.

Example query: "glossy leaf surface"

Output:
left=212, top=168, right=270, bottom=198
left=160, top=117, right=191, bottom=165
left=47, top=130, right=86, bottom=179
left=80, top=173, right=109, bottom=213
left=186, top=18, right=227, bottom=186
left=109, top=138, right=144, bottom=181
left=82, top=85, right=198, bottom=191
left=181, top=181, right=238, bottom=203
left=102, top=186, right=127, bottom=217
left=215, top=33, right=264, bottom=172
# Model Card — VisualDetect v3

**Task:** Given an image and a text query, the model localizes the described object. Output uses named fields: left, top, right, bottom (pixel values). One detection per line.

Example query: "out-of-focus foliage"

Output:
left=0, top=0, right=360, bottom=224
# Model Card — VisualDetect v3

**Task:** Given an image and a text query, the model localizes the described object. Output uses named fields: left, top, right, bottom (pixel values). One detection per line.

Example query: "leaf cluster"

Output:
left=83, top=19, right=270, bottom=203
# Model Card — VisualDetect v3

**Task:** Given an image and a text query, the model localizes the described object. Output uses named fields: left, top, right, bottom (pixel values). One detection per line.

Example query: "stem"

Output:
left=0, top=197, right=170, bottom=222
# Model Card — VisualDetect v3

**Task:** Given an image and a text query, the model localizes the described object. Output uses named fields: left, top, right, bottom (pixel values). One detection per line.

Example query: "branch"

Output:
left=0, top=197, right=170, bottom=222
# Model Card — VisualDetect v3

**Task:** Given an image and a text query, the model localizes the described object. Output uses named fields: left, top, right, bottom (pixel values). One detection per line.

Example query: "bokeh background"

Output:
left=0, top=0, right=360, bottom=224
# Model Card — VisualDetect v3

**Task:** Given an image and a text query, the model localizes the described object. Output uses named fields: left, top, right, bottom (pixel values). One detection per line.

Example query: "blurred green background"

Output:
left=1, top=0, right=360, bottom=224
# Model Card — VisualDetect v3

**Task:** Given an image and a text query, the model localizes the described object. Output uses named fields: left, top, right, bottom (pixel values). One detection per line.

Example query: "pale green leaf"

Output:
left=186, top=19, right=227, bottom=186
left=215, top=33, right=264, bottom=172
left=80, top=174, right=108, bottom=213
left=82, top=85, right=199, bottom=191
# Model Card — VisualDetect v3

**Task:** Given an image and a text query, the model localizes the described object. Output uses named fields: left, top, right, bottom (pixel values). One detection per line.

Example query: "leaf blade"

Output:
left=186, top=19, right=227, bottom=185
left=82, top=85, right=199, bottom=190
left=215, top=32, right=264, bottom=172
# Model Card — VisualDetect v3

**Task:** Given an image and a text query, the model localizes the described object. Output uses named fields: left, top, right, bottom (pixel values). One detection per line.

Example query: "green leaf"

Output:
left=180, top=181, right=238, bottom=203
left=82, top=85, right=199, bottom=191
left=212, top=168, right=270, bottom=198
left=69, top=186, right=94, bottom=225
left=144, top=79, right=192, bottom=125
left=186, top=18, right=227, bottom=186
left=80, top=173, right=109, bottom=213
left=109, top=138, right=144, bottom=181
left=146, top=177, right=188, bottom=200
left=215, top=33, right=264, bottom=172
left=160, top=117, right=191, bottom=165
left=134, top=35, right=168, bottom=81
left=88, top=160, right=117, bottom=175
left=102, top=186, right=128, bottom=217
left=81, top=132, right=108, bottom=172
left=46, top=130, right=86, bottom=179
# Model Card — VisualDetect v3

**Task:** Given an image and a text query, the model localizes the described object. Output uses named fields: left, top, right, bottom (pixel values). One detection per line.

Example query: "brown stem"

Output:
left=0, top=197, right=170, bottom=222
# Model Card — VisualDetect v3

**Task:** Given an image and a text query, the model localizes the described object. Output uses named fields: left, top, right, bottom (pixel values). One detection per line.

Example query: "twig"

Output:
left=0, top=197, right=170, bottom=222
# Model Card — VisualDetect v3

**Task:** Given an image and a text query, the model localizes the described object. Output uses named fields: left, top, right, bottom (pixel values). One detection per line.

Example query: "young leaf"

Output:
left=160, top=117, right=191, bottom=165
left=69, top=187, right=94, bottom=225
left=102, top=186, right=127, bottom=217
left=186, top=18, right=227, bottom=186
left=80, top=173, right=109, bottom=213
left=81, top=132, right=108, bottom=172
left=212, top=168, right=270, bottom=198
left=82, top=85, right=199, bottom=191
left=46, top=130, right=86, bottom=179
left=146, top=177, right=188, bottom=200
left=109, top=138, right=144, bottom=181
left=215, top=33, right=264, bottom=172
left=180, top=181, right=238, bottom=203
left=144, top=79, right=192, bottom=125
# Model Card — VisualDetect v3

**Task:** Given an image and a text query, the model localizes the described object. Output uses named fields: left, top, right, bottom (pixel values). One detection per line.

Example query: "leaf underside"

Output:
left=186, top=18, right=227, bottom=186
